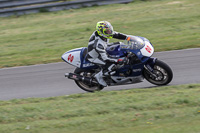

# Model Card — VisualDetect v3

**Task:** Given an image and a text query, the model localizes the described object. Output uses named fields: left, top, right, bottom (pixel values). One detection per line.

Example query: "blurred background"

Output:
left=0, top=1, right=200, bottom=132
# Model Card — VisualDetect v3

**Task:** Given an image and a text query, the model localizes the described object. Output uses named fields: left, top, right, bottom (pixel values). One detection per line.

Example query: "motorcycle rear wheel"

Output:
left=143, top=60, right=173, bottom=85
left=74, top=68, right=104, bottom=92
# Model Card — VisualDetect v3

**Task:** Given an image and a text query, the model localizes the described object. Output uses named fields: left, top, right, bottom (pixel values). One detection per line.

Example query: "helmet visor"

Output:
left=104, top=28, right=113, bottom=35
left=104, top=22, right=113, bottom=35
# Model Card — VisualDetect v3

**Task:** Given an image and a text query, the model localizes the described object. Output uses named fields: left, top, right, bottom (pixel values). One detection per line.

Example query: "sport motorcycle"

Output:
left=62, top=35, right=173, bottom=92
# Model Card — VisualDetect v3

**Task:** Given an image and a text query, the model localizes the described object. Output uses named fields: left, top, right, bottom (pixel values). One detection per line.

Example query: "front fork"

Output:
left=144, top=58, right=157, bottom=78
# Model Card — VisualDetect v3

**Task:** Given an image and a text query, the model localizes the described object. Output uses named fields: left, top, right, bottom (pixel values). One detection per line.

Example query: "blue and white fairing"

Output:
left=62, top=48, right=82, bottom=67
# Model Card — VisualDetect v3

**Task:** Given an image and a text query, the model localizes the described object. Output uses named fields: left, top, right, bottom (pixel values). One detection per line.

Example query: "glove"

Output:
left=126, top=37, right=131, bottom=41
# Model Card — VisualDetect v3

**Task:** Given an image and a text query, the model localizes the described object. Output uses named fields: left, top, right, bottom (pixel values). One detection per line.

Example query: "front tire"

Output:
left=74, top=68, right=104, bottom=92
left=143, top=60, right=173, bottom=85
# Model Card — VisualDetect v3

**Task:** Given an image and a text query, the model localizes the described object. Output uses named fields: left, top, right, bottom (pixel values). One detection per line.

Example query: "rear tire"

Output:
left=74, top=68, right=104, bottom=92
left=143, top=60, right=173, bottom=85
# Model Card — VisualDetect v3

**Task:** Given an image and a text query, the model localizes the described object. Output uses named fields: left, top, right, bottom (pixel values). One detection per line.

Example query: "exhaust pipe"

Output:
left=65, top=73, right=69, bottom=77
left=65, top=73, right=98, bottom=85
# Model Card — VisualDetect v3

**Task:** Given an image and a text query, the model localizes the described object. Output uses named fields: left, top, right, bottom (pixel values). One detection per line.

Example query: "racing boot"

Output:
left=104, top=71, right=116, bottom=76
left=103, top=64, right=116, bottom=76
left=94, top=70, right=107, bottom=87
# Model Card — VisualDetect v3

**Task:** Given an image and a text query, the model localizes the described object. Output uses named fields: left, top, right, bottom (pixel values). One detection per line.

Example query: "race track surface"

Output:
left=0, top=48, right=200, bottom=100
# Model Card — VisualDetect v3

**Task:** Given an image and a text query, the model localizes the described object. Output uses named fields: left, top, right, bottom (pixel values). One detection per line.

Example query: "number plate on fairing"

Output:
left=140, top=41, right=154, bottom=57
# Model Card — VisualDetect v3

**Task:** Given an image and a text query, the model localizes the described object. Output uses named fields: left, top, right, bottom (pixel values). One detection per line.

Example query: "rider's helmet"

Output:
left=96, top=21, right=114, bottom=39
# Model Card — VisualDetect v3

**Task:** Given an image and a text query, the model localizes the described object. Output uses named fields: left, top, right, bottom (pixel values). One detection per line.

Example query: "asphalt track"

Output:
left=0, top=48, right=200, bottom=100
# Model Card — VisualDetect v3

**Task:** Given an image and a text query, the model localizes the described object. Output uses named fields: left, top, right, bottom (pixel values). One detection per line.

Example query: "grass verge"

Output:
left=0, top=84, right=200, bottom=133
left=0, top=0, right=200, bottom=68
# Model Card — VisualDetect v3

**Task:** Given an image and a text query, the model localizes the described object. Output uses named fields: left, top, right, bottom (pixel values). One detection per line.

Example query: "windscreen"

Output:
left=125, top=36, right=145, bottom=50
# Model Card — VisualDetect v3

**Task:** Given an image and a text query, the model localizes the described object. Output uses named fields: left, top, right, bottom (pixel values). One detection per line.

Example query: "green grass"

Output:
left=0, top=0, right=200, bottom=68
left=0, top=84, right=200, bottom=133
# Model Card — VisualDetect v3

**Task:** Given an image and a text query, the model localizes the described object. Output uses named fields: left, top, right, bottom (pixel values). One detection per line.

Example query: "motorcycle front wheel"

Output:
left=143, top=60, right=173, bottom=85
left=74, top=68, right=104, bottom=92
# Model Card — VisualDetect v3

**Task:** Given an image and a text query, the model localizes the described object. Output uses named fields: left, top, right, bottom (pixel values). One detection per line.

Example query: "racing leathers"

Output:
left=86, top=31, right=128, bottom=86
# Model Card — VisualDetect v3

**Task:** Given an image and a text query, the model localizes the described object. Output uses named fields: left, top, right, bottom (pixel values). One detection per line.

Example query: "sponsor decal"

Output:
left=72, top=75, right=77, bottom=79
left=83, top=63, right=95, bottom=67
left=110, top=55, right=120, bottom=58
left=145, top=45, right=152, bottom=53
left=132, top=69, right=142, bottom=72
left=68, top=54, right=74, bottom=63
left=70, top=74, right=78, bottom=80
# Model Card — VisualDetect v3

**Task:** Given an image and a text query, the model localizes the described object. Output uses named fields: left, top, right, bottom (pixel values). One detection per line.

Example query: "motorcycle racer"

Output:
left=86, top=21, right=130, bottom=87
